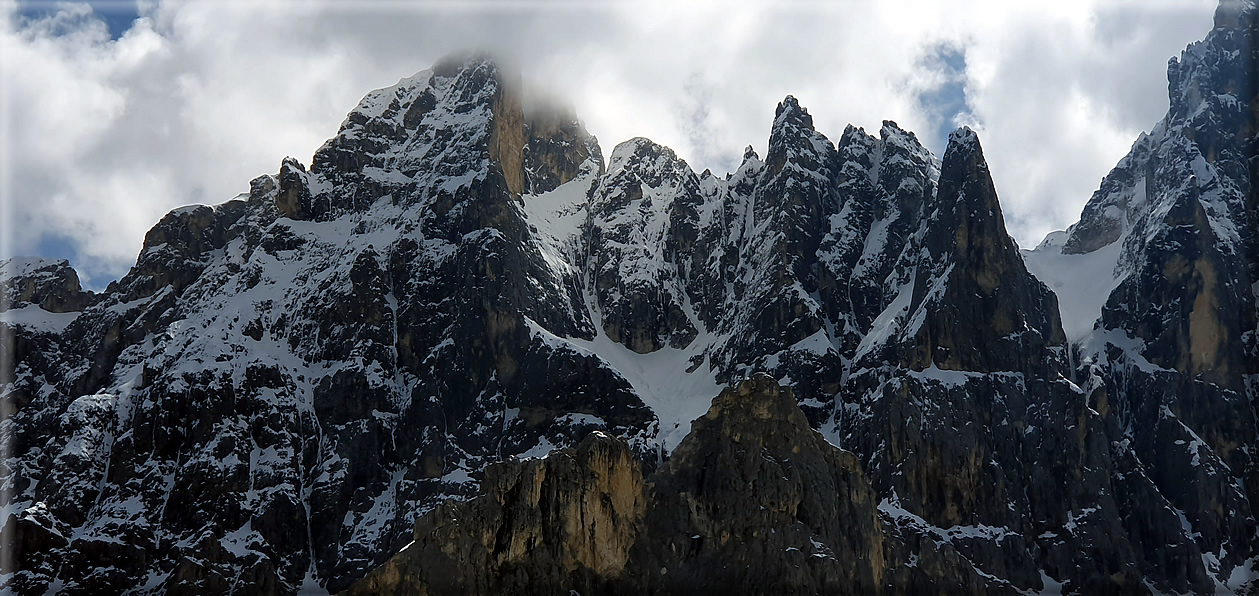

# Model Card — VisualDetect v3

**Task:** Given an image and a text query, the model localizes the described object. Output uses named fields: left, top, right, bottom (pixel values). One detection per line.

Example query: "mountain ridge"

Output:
left=2, top=2, right=1257, bottom=592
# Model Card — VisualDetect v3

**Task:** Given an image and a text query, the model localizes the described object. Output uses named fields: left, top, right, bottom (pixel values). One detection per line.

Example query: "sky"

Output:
left=0, top=0, right=1221, bottom=289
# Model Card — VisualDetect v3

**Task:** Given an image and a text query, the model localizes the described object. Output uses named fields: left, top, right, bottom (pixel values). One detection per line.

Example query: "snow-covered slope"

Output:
left=1023, top=229, right=1127, bottom=343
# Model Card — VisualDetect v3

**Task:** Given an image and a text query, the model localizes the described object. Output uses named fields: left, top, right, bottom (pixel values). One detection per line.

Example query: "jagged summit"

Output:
left=878, top=119, right=918, bottom=139
left=904, top=125, right=1066, bottom=373
left=772, top=94, right=814, bottom=129
left=605, top=136, right=687, bottom=173
left=945, top=125, right=980, bottom=152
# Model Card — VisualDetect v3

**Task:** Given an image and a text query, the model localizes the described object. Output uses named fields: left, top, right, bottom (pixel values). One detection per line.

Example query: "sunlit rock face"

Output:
left=347, top=376, right=886, bottom=596
left=4, top=3, right=1259, bottom=593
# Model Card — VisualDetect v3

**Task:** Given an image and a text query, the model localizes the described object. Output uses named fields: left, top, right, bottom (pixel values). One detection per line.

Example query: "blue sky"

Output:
left=16, top=0, right=137, bottom=39
left=916, top=44, right=973, bottom=155
left=0, top=0, right=1221, bottom=289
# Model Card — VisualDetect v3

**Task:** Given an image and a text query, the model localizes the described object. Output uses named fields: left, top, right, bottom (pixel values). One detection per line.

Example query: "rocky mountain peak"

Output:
left=878, top=119, right=913, bottom=140
left=1209, top=0, right=1255, bottom=35
left=600, top=137, right=696, bottom=196
left=773, top=94, right=813, bottom=130
left=0, top=257, right=93, bottom=314
left=681, top=372, right=805, bottom=434
left=766, top=95, right=831, bottom=178
left=898, top=126, right=1067, bottom=373
left=945, top=125, right=980, bottom=151
left=1166, top=0, right=1254, bottom=152
left=875, top=120, right=938, bottom=195
left=932, top=126, right=995, bottom=218
left=305, top=54, right=526, bottom=218
left=586, top=135, right=701, bottom=354
left=522, top=98, right=602, bottom=194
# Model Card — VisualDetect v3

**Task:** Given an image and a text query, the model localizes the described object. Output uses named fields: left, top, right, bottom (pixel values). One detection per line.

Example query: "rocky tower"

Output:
left=3, top=3, right=1258, bottom=592
left=585, top=138, right=702, bottom=354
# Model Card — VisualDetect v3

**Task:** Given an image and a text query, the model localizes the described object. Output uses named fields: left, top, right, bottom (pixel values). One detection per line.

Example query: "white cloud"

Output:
left=0, top=0, right=1220, bottom=287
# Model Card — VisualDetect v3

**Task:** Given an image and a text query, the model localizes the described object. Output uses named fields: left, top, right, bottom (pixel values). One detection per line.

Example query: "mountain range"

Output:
left=1, top=1, right=1256, bottom=593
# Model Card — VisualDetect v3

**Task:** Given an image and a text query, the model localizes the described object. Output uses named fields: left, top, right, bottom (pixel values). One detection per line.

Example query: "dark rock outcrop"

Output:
left=523, top=101, right=601, bottom=194
left=346, top=375, right=886, bottom=595
left=0, top=258, right=94, bottom=313
left=896, top=127, right=1067, bottom=374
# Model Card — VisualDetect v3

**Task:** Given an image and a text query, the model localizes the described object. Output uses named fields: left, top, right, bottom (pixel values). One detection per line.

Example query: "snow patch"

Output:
left=525, top=312, right=724, bottom=454
left=1023, top=235, right=1126, bottom=344
left=0, top=304, right=80, bottom=333
left=517, top=436, right=559, bottom=460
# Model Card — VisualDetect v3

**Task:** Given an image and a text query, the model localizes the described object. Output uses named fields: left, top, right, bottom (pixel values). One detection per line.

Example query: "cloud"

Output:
left=956, top=0, right=1217, bottom=246
left=0, top=0, right=1220, bottom=287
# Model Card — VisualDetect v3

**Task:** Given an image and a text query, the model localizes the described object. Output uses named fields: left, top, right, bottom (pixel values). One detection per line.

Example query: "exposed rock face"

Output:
left=488, top=66, right=525, bottom=197
left=0, top=258, right=94, bottom=314
left=897, top=127, right=1067, bottom=374
left=346, top=375, right=886, bottom=595
left=522, top=102, right=601, bottom=194
left=1023, top=2, right=1259, bottom=592
left=634, top=375, right=884, bottom=595
left=4, top=3, right=1258, bottom=593
left=706, top=96, right=844, bottom=401
left=347, top=431, right=644, bottom=596
left=819, top=121, right=936, bottom=357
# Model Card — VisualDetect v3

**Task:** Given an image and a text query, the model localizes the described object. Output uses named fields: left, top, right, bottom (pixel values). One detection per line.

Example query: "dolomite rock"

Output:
left=346, top=375, right=888, bottom=595
left=5, top=4, right=1258, bottom=590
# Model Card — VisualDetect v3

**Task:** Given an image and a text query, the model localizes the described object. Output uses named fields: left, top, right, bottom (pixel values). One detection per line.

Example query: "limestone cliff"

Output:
left=345, top=375, right=887, bottom=595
